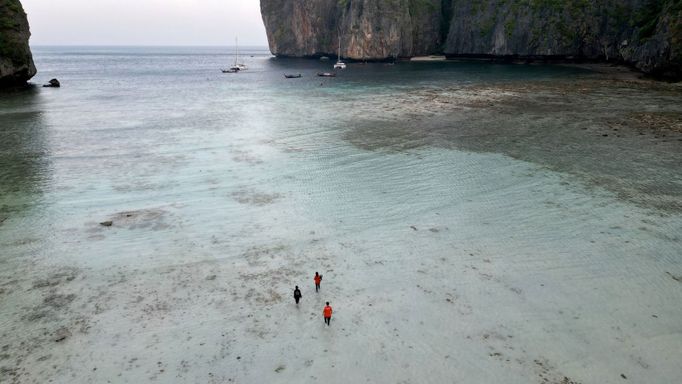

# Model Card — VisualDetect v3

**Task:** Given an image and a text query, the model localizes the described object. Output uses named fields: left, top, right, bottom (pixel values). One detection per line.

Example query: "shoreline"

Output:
left=558, top=62, right=682, bottom=83
left=274, top=53, right=682, bottom=83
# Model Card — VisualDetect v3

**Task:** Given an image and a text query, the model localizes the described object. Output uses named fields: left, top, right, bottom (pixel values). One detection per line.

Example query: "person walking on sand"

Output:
left=323, top=302, right=333, bottom=326
left=314, top=272, right=322, bottom=292
left=293, top=286, right=302, bottom=305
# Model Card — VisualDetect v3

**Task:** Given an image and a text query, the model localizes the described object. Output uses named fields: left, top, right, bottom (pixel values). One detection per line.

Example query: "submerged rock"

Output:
left=54, top=327, right=71, bottom=342
left=0, top=0, right=36, bottom=87
left=667, top=271, right=681, bottom=282
left=43, top=293, right=76, bottom=309
left=95, top=208, right=172, bottom=231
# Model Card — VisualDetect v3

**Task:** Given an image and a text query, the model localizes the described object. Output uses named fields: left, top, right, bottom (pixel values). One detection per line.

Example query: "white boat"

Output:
left=222, top=37, right=247, bottom=73
left=233, top=37, right=248, bottom=70
left=333, top=35, right=346, bottom=70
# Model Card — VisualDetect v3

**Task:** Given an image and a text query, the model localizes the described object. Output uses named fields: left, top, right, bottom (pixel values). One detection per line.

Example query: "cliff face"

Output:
left=261, top=0, right=682, bottom=79
left=261, top=0, right=448, bottom=59
left=444, top=0, right=681, bottom=79
left=625, top=0, right=682, bottom=78
left=0, top=0, right=36, bottom=87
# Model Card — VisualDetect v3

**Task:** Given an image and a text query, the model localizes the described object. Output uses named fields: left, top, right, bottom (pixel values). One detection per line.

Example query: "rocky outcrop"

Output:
left=261, top=0, right=682, bottom=80
left=43, top=78, right=60, bottom=88
left=0, top=0, right=36, bottom=87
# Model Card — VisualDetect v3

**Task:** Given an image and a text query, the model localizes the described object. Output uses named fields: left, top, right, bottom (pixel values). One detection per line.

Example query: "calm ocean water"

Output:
left=0, top=46, right=680, bottom=383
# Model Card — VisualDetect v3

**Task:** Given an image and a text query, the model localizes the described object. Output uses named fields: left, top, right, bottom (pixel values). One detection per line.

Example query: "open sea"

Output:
left=0, top=46, right=681, bottom=383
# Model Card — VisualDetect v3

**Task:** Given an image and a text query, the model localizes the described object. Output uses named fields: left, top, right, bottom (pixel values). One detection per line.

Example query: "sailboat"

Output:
left=333, top=35, right=346, bottom=70
left=222, top=37, right=248, bottom=73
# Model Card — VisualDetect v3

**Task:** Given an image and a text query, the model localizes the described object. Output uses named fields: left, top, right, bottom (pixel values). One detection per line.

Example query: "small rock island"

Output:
left=261, top=0, right=681, bottom=80
left=0, top=0, right=36, bottom=87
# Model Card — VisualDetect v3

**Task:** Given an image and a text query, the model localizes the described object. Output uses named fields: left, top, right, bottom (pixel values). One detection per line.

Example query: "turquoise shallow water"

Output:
left=0, top=47, right=681, bottom=383
left=0, top=46, right=600, bottom=268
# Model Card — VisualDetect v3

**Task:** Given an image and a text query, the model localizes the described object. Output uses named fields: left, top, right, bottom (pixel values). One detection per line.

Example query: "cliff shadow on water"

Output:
left=0, top=86, right=50, bottom=222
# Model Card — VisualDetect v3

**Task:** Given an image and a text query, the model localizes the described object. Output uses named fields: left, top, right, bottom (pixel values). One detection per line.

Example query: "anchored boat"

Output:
left=221, top=37, right=248, bottom=73
left=333, top=34, right=346, bottom=70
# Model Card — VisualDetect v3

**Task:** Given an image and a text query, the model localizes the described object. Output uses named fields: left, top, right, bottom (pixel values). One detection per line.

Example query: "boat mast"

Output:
left=337, top=26, right=342, bottom=62
left=234, top=37, right=239, bottom=66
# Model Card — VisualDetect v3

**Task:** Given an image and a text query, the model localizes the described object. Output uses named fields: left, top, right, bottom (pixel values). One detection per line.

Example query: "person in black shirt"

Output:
left=293, top=286, right=302, bottom=305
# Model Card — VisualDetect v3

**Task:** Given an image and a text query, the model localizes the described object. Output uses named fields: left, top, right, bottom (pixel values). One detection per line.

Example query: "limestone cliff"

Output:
left=261, top=0, right=682, bottom=79
left=0, top=0, right=36, bottom=87
left=261, top=0, right=448, bottom=59
left=444, top=0, right=681, bottom=79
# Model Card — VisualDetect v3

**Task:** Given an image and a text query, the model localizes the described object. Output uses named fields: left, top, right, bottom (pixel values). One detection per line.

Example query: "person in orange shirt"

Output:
left=314, top=272, right=322, bottom=292
left=323, top=302, right=333, bottom=326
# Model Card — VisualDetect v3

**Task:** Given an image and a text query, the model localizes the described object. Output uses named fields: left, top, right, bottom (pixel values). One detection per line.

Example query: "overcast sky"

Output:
left=22, top=0, right=269, bottom=46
